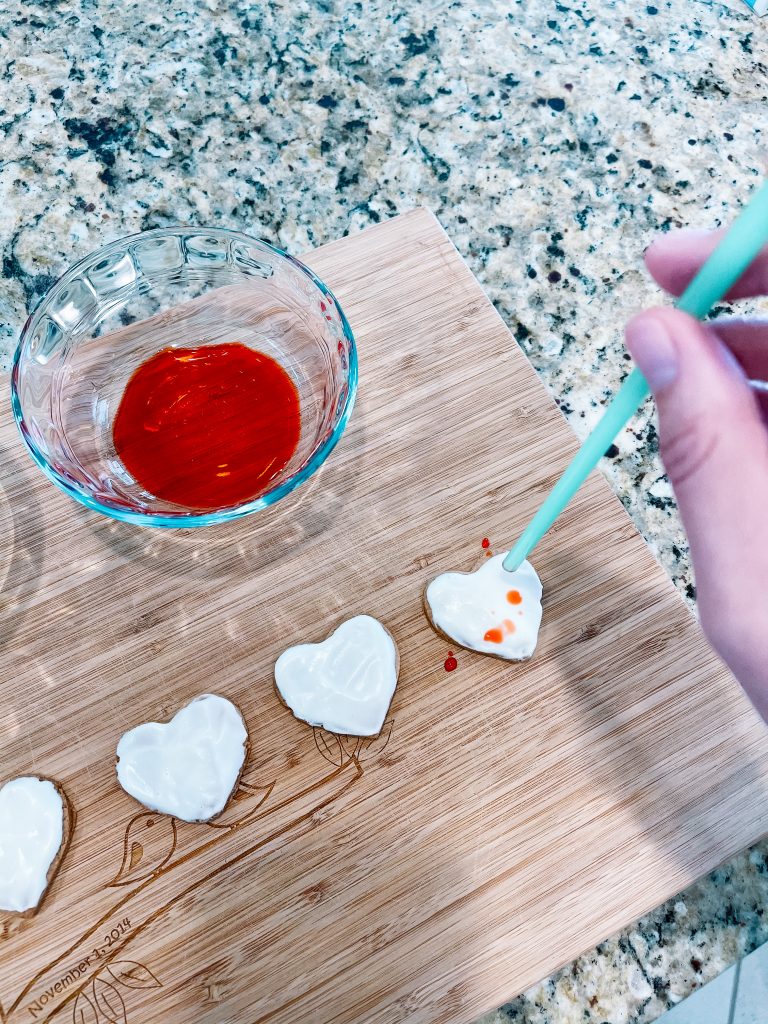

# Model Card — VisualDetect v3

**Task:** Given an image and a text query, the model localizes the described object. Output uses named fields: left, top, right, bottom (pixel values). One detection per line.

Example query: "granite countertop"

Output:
left=2, top=0, right=767, bottom=1020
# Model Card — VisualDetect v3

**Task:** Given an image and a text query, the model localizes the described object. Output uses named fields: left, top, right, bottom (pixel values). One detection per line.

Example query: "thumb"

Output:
left=625, top=308, right=768, bottom=698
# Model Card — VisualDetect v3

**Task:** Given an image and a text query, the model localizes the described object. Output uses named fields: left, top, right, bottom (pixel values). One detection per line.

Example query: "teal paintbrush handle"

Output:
left=504, top=178, right=768, bottom=572
left=505, top=367, right=649, bottom=570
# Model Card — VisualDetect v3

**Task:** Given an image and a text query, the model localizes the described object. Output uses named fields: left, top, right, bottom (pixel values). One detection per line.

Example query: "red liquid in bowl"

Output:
left=113, top=343, right=301, bottom=511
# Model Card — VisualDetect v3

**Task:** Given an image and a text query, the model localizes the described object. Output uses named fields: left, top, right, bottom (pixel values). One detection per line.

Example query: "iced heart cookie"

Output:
left=0, top=776, right=73, bottom=915
left=275, top=615, right=399, bottom=736
left=116, top=694, right=248, bottom=823
left=425, top=554, right=543, bottom=661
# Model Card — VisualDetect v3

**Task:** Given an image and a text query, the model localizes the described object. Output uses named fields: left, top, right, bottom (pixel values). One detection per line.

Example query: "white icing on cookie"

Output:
left=0, top=777, right=65, bottom=913
left=426, top=554, right=543, bottom=660
left=116, top=694, right=248, bottom=822
left=275, top=615, right=398, bottom=736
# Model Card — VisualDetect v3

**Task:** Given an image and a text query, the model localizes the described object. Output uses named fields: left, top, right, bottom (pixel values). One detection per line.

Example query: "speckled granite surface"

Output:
left=1, top=0, right=767, bottom=1020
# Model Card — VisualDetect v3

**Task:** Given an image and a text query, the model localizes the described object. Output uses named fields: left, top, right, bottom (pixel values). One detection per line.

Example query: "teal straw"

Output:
left=504, top=178, right=768, bottom=573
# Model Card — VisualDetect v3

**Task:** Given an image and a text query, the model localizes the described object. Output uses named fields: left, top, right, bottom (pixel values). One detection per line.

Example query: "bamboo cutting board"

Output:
left=1, top=208, right=767, bottom=1024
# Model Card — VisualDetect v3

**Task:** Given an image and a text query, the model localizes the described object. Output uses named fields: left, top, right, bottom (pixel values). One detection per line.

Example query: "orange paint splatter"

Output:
left=484, top=618, right=517, bottom=644
left=507, top=590, right=522, bottom=605
left=485, top=550, right=493, bottom=557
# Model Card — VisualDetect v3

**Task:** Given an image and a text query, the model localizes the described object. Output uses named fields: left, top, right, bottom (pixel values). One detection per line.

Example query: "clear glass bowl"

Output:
left=11, top=227, right=357, bottom=527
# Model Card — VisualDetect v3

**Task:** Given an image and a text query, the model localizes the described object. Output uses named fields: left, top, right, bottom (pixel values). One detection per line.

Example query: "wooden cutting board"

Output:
left=1, top=208, right=767, bottom=1024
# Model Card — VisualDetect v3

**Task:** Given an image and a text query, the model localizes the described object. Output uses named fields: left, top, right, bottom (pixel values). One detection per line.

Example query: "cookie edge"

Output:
left=422, top=580, right=536, bottom=664
left=115, top=694, right=251, bottom=824
left=273, top=615, right=401, bottom=738
left=0, top=776, right=76, bottom=918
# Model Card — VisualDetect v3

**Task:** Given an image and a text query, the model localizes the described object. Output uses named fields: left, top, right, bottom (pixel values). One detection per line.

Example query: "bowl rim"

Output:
left=10, top=225, right=358, bottom=528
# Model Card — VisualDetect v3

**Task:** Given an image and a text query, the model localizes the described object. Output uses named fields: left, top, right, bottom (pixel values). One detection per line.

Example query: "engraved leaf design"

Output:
left=206, top=781, right=275, bottom=830
left=338, top=734, right=360, bottom=761
left=314, top=723, right=393, bottom=766
left=92, top=978, right=127, bottom=1024
left=356, top=719, right=394, bottom=762
left=313, top=728, right=345, bottom=767
left=109, top=812, right=178, bottom=887
left=72, top=990, right=99, bottom=1024
left=107, top=960, right=162, bottom=990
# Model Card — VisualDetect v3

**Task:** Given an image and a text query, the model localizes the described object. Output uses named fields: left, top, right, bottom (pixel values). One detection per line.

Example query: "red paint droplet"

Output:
left=444, top=655, right=458, bottom=672
left=507, top=589, right=522, bottom=605
left=481, top=537, right=490, bottom=548
left=484, top=628, right=503, bottom=644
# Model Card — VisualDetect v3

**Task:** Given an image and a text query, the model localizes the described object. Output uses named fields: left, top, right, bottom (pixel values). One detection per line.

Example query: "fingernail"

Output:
left=625, top=314, right=679, bottom=391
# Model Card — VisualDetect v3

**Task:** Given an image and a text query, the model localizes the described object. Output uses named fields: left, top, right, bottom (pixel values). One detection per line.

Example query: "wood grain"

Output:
left=1, top=208, right=767, bottom=1024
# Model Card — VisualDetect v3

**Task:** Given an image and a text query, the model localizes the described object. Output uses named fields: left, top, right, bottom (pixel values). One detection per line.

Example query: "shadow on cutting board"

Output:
left=77, top=407, right=368, bottom=586
left=546, top=538, right=768, bottom=892
left=0, top=437, right=46, bottom=652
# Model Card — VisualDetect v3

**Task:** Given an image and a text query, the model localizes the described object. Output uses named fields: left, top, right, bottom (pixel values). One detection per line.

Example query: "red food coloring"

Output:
left=481, top=537, right=490, bottom=548
left=113, top=342, right=300, bottom=511
left=444, top=653, right=458, bottom=672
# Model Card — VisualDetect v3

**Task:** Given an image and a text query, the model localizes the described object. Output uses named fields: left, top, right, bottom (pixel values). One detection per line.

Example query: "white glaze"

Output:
left=0, top=777, right=65, bottom=913
left=426, top=554, right=543, bottom=660
left=116, top=694, right=248, bottom=822
left=275, top=615, right=398, bottom=736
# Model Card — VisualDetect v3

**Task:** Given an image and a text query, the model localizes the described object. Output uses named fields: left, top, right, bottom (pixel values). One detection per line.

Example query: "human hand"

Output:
left=625, top=229, right=768, bottom=721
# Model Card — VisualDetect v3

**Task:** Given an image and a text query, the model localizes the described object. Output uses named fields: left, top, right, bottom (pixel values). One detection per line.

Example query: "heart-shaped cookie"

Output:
left=425, top=554, right=543, bottom=660
left=0, top=776, right=73, bottom=914
left=274, top=615, right=399, bottom=736
left=116, top=694, right=248, bottom=823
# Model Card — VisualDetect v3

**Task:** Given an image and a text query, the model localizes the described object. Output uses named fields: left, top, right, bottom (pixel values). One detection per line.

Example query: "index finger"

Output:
left=645, top=228, right=768, bottom=301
